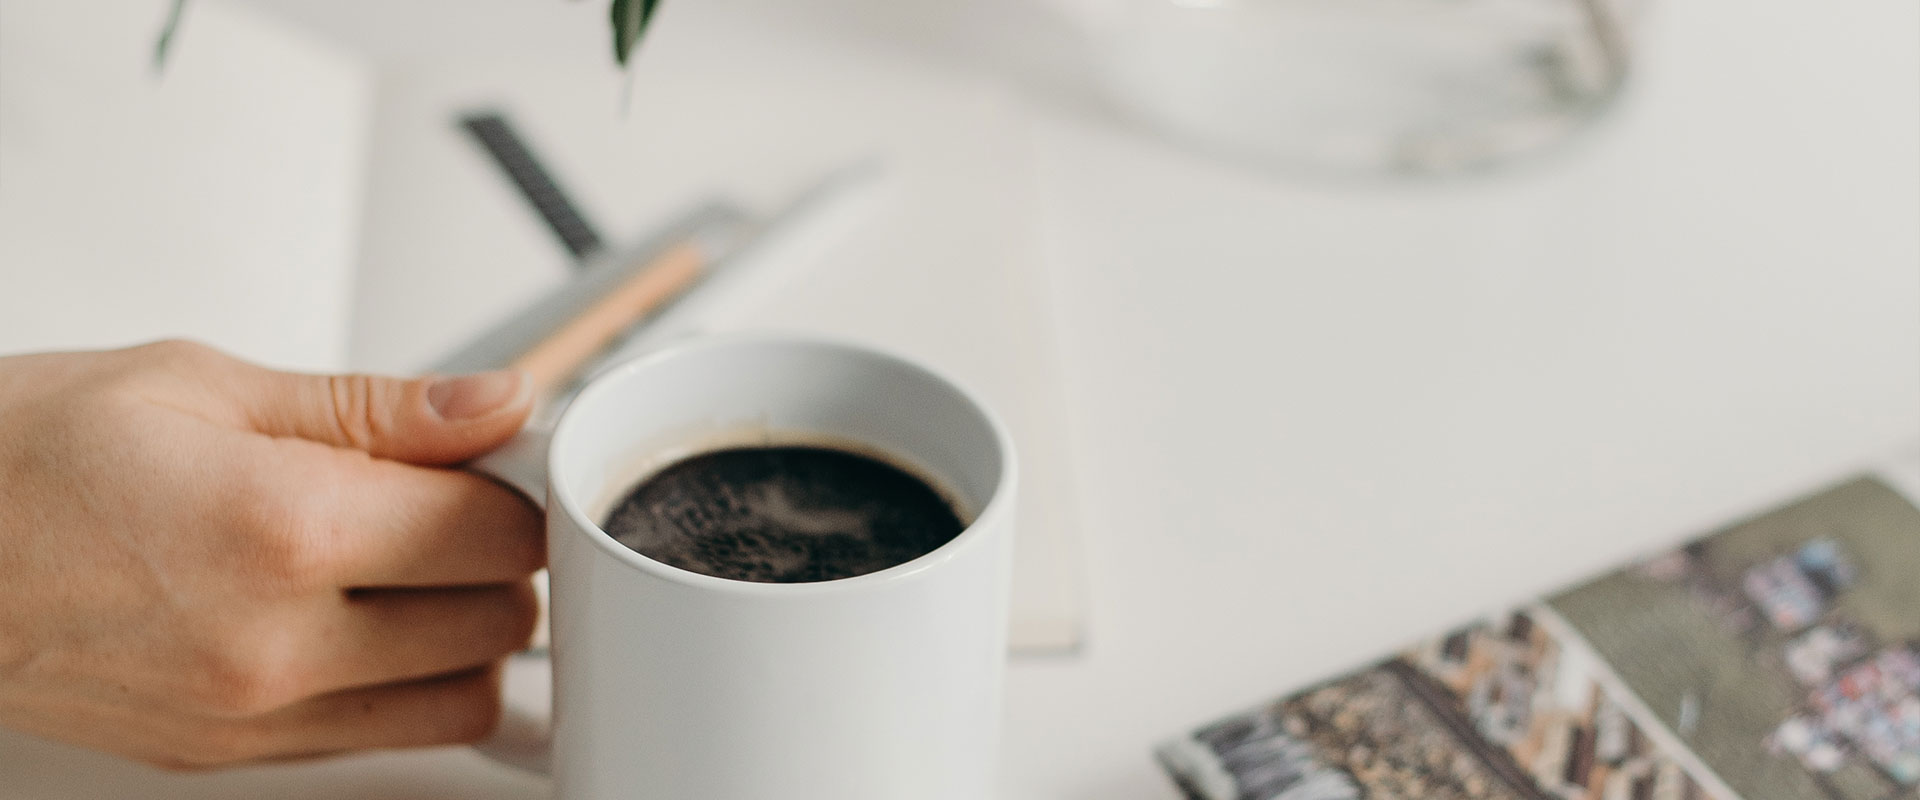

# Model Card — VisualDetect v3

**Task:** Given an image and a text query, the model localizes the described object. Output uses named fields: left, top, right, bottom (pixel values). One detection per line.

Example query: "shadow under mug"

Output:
left=467, top=333, right=1016, bottom=800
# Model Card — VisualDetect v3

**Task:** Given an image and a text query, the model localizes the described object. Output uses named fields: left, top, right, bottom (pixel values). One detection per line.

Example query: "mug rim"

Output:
left=547, top=331, right=1018, bottom=596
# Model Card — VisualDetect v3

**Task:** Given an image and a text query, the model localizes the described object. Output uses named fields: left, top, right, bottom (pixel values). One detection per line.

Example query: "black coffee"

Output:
left=601, top=445, right=965, bottom=583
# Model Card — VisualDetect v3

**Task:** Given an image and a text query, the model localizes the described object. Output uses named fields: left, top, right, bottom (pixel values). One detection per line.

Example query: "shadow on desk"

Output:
left=0, top=727, right=547, bottom=800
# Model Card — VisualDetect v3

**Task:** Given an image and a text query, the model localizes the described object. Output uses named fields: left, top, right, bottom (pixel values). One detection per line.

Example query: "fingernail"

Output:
left=427, top=370, right=526, bottom=421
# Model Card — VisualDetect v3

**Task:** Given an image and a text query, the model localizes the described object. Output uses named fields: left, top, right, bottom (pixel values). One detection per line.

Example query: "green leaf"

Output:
left=153, top=0, right=188, bottom=72
left=610, top=0, right=661, bottom=67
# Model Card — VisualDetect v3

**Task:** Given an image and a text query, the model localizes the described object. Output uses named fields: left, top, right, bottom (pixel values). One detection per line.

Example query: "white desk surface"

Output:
left=2, top=0, right=1915, bottom=797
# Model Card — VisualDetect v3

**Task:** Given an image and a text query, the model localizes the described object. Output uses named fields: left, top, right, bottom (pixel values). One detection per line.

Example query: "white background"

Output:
left=1, top=0, right=1915, bottom=797
left=0, top=0, right=368, bottom=370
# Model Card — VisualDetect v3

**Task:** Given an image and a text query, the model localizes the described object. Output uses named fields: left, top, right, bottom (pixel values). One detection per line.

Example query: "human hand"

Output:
left=0, top=341, right=543, bottom=769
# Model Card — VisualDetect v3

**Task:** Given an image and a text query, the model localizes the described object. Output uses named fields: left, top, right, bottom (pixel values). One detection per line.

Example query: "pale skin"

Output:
left=0, top=340, right=545, bottom=770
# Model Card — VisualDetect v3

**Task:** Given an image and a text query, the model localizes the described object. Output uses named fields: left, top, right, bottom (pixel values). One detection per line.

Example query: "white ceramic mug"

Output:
left=469, top=333, right=1016, bottom=800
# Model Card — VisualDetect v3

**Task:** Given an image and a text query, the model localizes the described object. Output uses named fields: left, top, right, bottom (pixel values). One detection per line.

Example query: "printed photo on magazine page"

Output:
left=1159, top=471, right=1920, bottom=800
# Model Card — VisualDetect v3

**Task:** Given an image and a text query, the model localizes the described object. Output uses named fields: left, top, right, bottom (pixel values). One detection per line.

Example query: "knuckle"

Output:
left=264, top=519, right=341, bottom=591
left=325, top=374, right=392, bottom=452
left=185, top=632, right=302, bottom=717
left=51, top=340, right=229, bottom=428
left=134, top=338, right=220, bottom=367
left=122, top=339, right=229, bottom=384
left=230, top=471, right=344, bottom=591
left=202, top=669, right=289, bottom=719
left=74, top=341, right=209, bottom=402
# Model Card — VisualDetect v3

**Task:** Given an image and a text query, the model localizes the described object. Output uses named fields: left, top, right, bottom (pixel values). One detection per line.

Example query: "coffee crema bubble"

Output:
left=600, top=445, right=965, bottom=583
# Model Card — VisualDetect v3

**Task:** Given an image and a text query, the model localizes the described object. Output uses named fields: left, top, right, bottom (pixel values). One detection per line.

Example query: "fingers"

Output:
left=302, top=583, right=539, bottom=697
left=314, top=451, right=545, bottom=588
left=4, top=666, right=507, bottom=771
left=238, top=665, right=506, bottom=763
left=167, top=666, right=506, bottom=769
left=231, top=361, right=532, bottom=466
left=220, top=428, right=542, bottom=589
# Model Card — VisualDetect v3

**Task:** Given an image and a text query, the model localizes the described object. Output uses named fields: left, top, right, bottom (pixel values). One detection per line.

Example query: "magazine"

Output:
left=1158, top=459, right=1920, bottom=800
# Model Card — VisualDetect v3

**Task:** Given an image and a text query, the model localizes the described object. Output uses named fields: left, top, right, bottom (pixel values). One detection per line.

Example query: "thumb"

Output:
left=238, top=367, right=534, bottom=465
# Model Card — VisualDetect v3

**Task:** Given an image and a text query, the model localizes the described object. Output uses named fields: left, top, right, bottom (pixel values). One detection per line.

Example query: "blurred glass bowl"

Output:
left=1077, top=0, right=1639, bottom=175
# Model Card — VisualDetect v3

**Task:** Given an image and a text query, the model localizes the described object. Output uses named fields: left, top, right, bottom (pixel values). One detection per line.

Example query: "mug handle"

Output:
left=468, top=426, right=556, bottom=776
left=459, top=330, right=712, bottom=776
left=471, top=425, right=551, bottom=513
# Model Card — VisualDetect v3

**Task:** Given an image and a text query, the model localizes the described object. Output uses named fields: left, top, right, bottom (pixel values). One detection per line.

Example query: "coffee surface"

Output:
left=601, top=445, right=965, bottom=583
